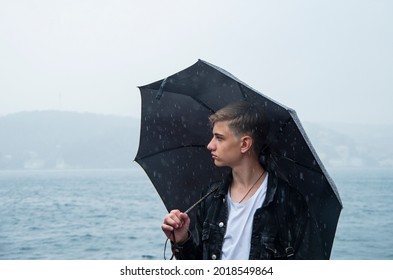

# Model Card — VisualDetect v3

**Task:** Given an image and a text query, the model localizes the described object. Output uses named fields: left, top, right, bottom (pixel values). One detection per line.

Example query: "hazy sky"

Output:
left=1, top=0, right=392, bottom=124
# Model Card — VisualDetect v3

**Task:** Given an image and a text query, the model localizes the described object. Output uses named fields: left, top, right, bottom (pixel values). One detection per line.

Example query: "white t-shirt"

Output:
left=221, top=174, right=268, bottom=260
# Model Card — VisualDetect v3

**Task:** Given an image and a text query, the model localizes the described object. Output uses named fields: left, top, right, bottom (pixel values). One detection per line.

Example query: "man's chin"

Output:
left=214, top=160, right=225, bottom=167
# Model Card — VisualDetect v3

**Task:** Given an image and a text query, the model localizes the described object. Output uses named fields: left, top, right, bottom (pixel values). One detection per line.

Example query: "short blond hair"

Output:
left=209, top=101, right=269, bottom=155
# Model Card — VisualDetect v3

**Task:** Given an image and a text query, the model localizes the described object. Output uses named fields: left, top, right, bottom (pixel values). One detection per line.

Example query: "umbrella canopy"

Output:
left=135, top=59, right=342, bottom=259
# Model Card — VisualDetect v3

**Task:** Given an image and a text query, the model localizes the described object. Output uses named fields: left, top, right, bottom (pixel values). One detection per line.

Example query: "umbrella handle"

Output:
left=184, top=185, right=219, bottom=214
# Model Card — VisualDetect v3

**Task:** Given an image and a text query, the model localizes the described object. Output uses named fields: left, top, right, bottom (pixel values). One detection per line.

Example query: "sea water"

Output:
left=330, top=168, right=393, bottom=260
left=0, top=165, right=392, bottom=260
left=0, top=167, right=166, bottom=260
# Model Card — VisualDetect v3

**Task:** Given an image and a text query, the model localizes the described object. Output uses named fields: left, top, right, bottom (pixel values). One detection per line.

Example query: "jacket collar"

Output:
left=215, top=172, right=278, bottom=208
left=263, top=174, right=278, bottom=207
left=215, top=175, right=232, bottom=198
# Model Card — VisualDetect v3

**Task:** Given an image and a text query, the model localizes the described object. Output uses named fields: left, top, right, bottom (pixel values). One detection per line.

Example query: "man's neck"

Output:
left=231, top=160, right=265, bottom=190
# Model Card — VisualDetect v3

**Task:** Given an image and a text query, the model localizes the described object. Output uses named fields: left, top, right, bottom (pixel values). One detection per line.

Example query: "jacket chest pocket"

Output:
left=201, top=226, right=210, bottom=242
left=260, top=236, right=285, bottom=259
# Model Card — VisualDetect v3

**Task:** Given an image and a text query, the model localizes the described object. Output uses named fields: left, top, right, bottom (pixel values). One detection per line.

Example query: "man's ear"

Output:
left=240, top=135, right=253, bottom=153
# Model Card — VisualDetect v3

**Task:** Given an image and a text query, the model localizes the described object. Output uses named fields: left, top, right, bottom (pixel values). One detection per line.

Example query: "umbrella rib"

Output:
left=184, top=94, right=215, bottom=114
left=158, top=86, right=216, bottom=114
left=154, top=75, right=216, bottom=114
left=271, top=152, right=322, bottom=174
left=167, top=91, right=215, bottom=114
left=270, top=116, right=323, bottom=174
left=135, top=144, right=207, bottom=161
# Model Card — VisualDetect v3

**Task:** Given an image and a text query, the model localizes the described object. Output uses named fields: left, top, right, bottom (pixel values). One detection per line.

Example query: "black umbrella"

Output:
left=135, top=59, right=342, bottom=259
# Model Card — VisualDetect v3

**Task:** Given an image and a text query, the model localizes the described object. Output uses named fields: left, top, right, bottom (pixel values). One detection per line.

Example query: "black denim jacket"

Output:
left=174, top=174, right=321, bottom=260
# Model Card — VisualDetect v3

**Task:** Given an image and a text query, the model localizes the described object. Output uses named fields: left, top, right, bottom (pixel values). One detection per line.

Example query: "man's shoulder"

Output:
left=268, top=173, right=305, bottom=202
left=206, top=174, right=232, bottom=194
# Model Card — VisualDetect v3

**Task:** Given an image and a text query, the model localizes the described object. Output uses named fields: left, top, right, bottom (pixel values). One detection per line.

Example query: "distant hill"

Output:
left=303, top=122, right=393, bottom=169
left=0, top=111, right=392, bottom=170
left=0, top=111, right=139, bottom=169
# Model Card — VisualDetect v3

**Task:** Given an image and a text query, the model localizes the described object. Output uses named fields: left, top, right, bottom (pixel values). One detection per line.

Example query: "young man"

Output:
left=161, top=101, right=317, bottom=259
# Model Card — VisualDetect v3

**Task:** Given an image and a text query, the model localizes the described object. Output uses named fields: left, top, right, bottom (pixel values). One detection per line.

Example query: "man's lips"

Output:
left=211, top=154, right=218, bottom=159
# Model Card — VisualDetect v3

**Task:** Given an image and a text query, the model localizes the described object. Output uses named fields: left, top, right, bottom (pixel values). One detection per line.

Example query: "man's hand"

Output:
left=161, top=209, right=190, bottom=243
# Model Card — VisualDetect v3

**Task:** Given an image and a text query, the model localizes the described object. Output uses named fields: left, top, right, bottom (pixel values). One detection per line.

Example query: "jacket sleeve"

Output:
left=288, top=188, right=326, bottom=260
left=172, top=186, right=210, bottom=260
left=172, top=229, right=202, bottom=260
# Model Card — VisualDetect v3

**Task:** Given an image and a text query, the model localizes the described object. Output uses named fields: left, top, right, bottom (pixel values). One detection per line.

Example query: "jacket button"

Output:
left=223, top=198, right=226, bottom=203
left=219, top=222, right=224, bottom=228
left=211, top=254, right=217, bottom=260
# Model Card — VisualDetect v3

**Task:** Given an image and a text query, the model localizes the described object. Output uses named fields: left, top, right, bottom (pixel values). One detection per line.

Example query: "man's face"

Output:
left=207, top=120, right=242, bottom=168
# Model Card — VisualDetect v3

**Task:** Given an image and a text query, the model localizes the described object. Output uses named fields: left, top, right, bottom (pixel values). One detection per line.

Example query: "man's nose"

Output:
left=207, top=138, right=214, bottom=150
